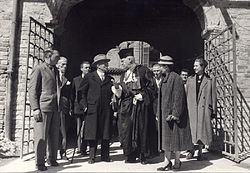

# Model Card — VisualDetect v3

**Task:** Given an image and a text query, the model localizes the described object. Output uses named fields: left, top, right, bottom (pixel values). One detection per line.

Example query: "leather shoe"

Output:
left=141, top=160, right=148, bottom=165
left=101, top=158, right=112, bottom=162
left=197, top=155, right=205, bottom=161
left=47, top=160, right=59, bottom=166
left=36, top=165, right=47, bottom=171
left=157, top=161, right=172, bottom=171
left=88, top=159, right=95, bottom=164
left=186, top=152, right=194, bottom=159
left=173, top=161, right=182, bottom=170
left=125, top=158, right=137, bottom=163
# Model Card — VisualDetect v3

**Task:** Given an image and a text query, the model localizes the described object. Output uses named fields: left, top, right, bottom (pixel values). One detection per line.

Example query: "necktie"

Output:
left=101, top=75, right=105, bottom=81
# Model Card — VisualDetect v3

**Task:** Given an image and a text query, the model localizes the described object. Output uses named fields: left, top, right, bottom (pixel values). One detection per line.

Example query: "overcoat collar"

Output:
left=92, top=71, right=110, bottom=85
left=197, top=74, right=208, bottom=102
left=162, top=72, right=171, bottom=83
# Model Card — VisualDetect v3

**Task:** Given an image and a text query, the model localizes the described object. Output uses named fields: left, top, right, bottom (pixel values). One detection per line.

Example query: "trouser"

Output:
left=59, top=111, right=67, bottom=150
left=76, top=115, right=88, bottom=152
left=34, top=111, right=60, bottom=166
left=88, top=140, right=110, bottom=160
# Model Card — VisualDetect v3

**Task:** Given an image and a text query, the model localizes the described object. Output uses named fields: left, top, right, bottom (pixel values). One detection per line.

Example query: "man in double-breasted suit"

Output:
left=71, top=61, right=90, bottom=155
left=79, top=54, right=114, bottom=164
left=28, top=49, right=60, bottom=171
left=186, top=58, right=217, bottom=161
left=56, top=56, right=71, bottom=160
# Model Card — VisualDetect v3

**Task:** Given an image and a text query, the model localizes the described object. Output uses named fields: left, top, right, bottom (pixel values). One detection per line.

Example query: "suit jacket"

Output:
left=78, top=71, right=113, bottom=140
left=59, top=75, right=71, bottom=114
left=71, top=75, right=85, bottom=115
left=28, top=63, right=60, bottom=112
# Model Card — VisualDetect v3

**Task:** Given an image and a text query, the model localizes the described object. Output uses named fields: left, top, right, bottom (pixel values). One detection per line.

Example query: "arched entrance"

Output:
left=58, top=0, right=204, bottom=79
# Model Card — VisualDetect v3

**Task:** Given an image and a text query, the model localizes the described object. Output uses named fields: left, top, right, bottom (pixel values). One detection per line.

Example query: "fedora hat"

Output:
left=158, top=55, right=174, bottom=65
left=92, top=54, right=110, bottom=66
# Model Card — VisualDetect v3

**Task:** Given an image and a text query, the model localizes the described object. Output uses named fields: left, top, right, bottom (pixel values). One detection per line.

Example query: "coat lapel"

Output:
left=197, top=75, right=208, bottom=102
left=162, top=72, right=170, bottom=83
left=92, top=71, right=102, bottom=85
left=42, top=63, right=56, bottom=80
left=61, top=76, right=67, bottom=88
left=102, top=75, right=111, bottom=86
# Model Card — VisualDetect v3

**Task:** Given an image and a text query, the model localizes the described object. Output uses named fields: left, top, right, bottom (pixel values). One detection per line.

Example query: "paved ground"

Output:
left=1, top=142, right=250, bottom=172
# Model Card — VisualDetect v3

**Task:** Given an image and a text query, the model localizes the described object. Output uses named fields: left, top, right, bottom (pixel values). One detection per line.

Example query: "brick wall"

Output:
left=0, top=0, right=13, bottom=134
left=13, top=1, right=53, bottom=148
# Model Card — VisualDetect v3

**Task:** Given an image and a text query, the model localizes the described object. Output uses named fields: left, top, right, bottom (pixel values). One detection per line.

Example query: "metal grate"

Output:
left=20, top=17, right=54, bottom=158
left=205, top=24, right=250, bottom=162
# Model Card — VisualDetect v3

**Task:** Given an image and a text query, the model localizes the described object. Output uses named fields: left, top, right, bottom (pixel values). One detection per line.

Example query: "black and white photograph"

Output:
left=0, top=0, right=250, bottom=172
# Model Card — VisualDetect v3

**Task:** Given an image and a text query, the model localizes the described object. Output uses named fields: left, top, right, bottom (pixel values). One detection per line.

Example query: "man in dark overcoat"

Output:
left=78, top=54, right=114, bottom=164
left=56, top=56, right=71, bottom=160
left=157, top=55, right=192, bottom=171
left=71, top=61, right=90, bottom=155
left=28, top=49, right=60, bottom=171
left=186, top=58, right=217, bottom=160
left=113, top=48, right=157, bottom=164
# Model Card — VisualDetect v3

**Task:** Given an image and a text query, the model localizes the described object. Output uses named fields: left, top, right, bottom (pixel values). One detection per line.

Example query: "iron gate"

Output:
left=20, top=17, right=55, bottom=158
left=205, top=24, right=250, bottom=162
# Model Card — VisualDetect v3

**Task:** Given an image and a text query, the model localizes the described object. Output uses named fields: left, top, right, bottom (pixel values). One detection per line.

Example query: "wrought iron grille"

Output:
left=205, top=24, right=250, bottom=162
left=20, top=17, right=54, bottom=158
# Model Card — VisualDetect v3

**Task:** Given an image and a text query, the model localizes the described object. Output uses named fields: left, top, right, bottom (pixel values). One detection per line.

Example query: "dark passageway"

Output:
left=57, top=0, right=204, bottom=145
left=58, top=0, right=204, bottom=79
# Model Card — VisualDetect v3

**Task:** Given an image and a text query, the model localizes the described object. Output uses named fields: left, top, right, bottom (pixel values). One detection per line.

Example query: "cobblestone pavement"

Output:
left=1, top=142, right=250, bottom=172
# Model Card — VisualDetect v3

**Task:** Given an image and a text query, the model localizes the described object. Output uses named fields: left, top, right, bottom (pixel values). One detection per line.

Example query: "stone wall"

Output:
left=13, top=1, right=53, bottom=148
left=201, top=2, right=250, bottom=103
left=0, top=0, right=13, bottom=135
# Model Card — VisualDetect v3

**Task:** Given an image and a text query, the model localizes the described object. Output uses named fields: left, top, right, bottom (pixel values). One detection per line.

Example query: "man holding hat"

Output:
left=157, top=55, right=192, bottom=171
left=113, top=48, right=157, bottom=164
left=78, top=54, right=114, bottom=164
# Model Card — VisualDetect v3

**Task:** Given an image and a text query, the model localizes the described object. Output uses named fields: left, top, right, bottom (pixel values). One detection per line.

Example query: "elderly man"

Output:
left=113, top=48, right=157, bottom=164
left=28, top=49, right=60, bottom=171
left=56, top=56, right=71, bottom=160
left=186, top=58, right=217, bottom=160
left=78, top=54, right=114, bottom=164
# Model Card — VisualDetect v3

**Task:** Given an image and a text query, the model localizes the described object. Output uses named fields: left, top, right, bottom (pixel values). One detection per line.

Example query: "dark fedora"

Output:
left=92, top=54, right=110, bottom=66
left=158, top=55, right=174, bottom=65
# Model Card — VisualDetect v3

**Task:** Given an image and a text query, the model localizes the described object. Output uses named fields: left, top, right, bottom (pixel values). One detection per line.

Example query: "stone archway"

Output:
left=55, top=0, right=207, bottom=79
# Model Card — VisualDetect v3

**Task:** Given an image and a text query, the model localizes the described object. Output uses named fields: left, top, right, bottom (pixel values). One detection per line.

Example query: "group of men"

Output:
left=28, top=47, right=216, bottom=171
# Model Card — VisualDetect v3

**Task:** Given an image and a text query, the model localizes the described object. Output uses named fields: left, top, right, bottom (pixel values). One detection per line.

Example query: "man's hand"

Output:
left=33, top=109, right=42, bottom=122
left=134, top=93, right=143, bottom=101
